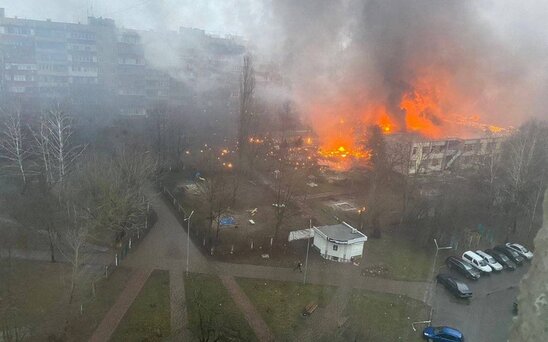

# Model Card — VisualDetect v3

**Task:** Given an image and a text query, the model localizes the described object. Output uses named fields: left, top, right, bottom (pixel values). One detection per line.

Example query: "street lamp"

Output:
left=358, top=206, right=366, bottom=231
left=184, top=210, right=194, bottom=274
left=303, top=219, right=312, bottom=285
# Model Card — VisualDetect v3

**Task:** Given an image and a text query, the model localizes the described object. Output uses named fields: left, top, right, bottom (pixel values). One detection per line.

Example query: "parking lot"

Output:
left=432, top=261, right=530, bottom=341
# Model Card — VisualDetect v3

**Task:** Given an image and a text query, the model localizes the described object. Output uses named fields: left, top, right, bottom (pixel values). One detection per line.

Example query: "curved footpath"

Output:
left=90, top=187, right=429, bottom=342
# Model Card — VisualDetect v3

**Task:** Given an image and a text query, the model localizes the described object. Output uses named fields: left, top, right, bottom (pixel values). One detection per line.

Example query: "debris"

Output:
left=261, top=254, right=270, bottom=259
left=272, top=203, right=286, bottom=208
left=303, top=303, right=318, bottom=316
left=249, top=219, right=256, bottom=225
left=307, top=182, right=318, bottom=188
left=246, top=208, right=258, bottom=216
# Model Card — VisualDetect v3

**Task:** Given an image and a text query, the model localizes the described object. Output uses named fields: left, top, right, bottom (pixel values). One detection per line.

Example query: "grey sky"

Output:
left=1, top=0, right=268, bottom=36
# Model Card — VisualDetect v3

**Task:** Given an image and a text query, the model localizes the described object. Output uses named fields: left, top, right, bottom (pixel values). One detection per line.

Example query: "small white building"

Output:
left=312, top=222, right=367, bottom=263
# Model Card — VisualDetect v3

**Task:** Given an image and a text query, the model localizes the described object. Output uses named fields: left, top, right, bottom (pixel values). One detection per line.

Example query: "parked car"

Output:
left=494, top=245, right=524, bottom=265
left=445, top=256, right=481, bottom=280
left=513, top=301, right=518, bottom=316
left=506, top=243, right=533, bottom=260
left=423, top=326, right=464, bottom=341
left=462, top=251, right=492, bottom=273
left=485, top=249, right=516, bottom=270
left=475, top=250, right=503, bottom=272
left=436, top=274, right=472, bottom=299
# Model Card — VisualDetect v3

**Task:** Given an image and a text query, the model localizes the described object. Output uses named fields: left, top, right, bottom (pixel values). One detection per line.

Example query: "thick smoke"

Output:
left=271, top=0, right=547, bottom=138
left=4, top=0, right=547, bottom=136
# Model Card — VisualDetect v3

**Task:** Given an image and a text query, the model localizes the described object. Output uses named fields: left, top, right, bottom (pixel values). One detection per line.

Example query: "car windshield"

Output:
left=456, top=282, right=469, bottom=292
left=499, top=254, right=510, bottom=262
left=521, top=246, right=530, bottom=253
left=487, top=257, right=496, bottom=264
left=462, top=261, right=473, bottom=270
left=479, top=259, right=488, bottom=267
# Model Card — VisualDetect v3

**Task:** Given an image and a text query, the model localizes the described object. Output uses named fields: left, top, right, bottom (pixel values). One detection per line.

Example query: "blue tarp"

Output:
left=220, top=216, right=236, bottom=226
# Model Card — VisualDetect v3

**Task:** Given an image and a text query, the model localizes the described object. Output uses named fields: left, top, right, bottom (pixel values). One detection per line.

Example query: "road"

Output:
left=432, top=262, right=529, bottom=342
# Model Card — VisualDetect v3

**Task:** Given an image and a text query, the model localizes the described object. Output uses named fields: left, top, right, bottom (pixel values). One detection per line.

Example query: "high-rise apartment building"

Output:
left=0, top=8, right=246, bottom=114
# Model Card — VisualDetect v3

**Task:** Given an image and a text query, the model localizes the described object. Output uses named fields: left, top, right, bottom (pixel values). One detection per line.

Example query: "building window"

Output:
left=332, top=245, right=338, bottom=251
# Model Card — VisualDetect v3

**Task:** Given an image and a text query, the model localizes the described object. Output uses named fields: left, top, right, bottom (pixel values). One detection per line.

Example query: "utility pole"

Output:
left=184, top=210, right=194, bottom=274
left=303, top=219, right=312, bottom=285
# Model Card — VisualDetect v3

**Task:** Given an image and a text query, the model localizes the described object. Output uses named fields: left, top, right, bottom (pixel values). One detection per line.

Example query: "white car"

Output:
left=462, top=251, right=493, bottom=273
left=475, top=250, right=503, bottom=272
left=506, top=243, right=533, bottom=260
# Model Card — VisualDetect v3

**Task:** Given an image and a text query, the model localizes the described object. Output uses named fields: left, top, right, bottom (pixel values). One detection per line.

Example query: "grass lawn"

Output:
left=236, top=278, right=336, bottom=341
left=0, top=260, right=68, bottom=338
left=0, top=260, right=133, bottom=340
left=185, top=273, right=257, bottom=341
left=111, top=270, right=171, bottom=342
left=363, top=233, right=433, bottom=281
left=326, top=290, right=429, bottom=342
left=68, top=266, right=133, bottom=340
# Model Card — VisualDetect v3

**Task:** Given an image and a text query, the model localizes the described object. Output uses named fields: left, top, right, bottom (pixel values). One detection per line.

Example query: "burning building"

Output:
left=271, top=1, right=541, bottom=163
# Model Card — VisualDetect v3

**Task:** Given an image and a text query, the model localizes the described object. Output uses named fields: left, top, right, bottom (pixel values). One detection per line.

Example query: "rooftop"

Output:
left=314, top=222, right=367, bottom=243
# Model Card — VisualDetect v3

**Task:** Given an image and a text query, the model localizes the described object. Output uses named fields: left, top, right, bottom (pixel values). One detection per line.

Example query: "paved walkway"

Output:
left=213, top=261, right=428, bottom=302
left=220, top=275, right=274, bottom=342
left=169, top=269, right=188, bottom=340
left=88, top=185, right=430, bottom=341
left=89, top=268, right=151, bottom=342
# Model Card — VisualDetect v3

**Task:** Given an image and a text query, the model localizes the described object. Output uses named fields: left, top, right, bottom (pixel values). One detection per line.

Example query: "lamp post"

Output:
left=358, top=206, right=366, bottom=231
left=303, top=219, right=312, bottom=285
left=184, top=210, right=194, bottom=274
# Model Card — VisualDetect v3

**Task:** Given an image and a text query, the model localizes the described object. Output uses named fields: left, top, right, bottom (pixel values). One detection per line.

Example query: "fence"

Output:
left=89, top=202, right=157, bottom=295
left=159, top=181, right=280, bottom=257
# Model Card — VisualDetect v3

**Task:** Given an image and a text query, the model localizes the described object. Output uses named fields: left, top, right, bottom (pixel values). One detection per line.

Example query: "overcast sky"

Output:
left=1, top=0, right=269, bottom=36
left=2, top=1, right=547, bottom=43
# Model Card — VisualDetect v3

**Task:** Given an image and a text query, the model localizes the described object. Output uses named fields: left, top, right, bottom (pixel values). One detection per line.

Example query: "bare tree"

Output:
left=197, top=171, right=231, bottom=241
left=499, top=121, right=547, bottom=238
left=57, top=205, right=90, bottom=304
left=76, top=151, right=155, bottom=246
left=189, top=289, right=242, bottom=342
left=237, top=54, right=255, bottom=165
left=0, top=107, right=31, bottom=191
left=40, top=109, right=86, bottom=186
left=30, top=113, right=54, bottom=186
left=272, top=165, right=298, bottom=243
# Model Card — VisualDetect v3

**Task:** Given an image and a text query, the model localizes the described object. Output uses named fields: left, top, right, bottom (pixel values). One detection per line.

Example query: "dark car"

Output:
left=437, top=274, right=472, bottom=299
left=485, top=249, right=516, bottom=270
left=494, top=245, right=524, bottom=265
left=423, top=326, right=464, bottom=341
left=445, top=256, right=481, bottom=280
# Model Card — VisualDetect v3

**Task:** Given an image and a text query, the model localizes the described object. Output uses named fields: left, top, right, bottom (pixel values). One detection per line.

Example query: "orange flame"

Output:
left=304, top=67, right=509, bottom=171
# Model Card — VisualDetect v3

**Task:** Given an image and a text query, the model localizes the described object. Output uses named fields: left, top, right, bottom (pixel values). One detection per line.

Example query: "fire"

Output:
left=303, top=68, right=510, bottom=171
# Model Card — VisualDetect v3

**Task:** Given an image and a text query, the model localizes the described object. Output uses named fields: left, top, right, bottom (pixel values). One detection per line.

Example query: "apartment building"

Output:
left=0, top=8, right=246, bottom=114
left=407, top=136, right=505, bottom=175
